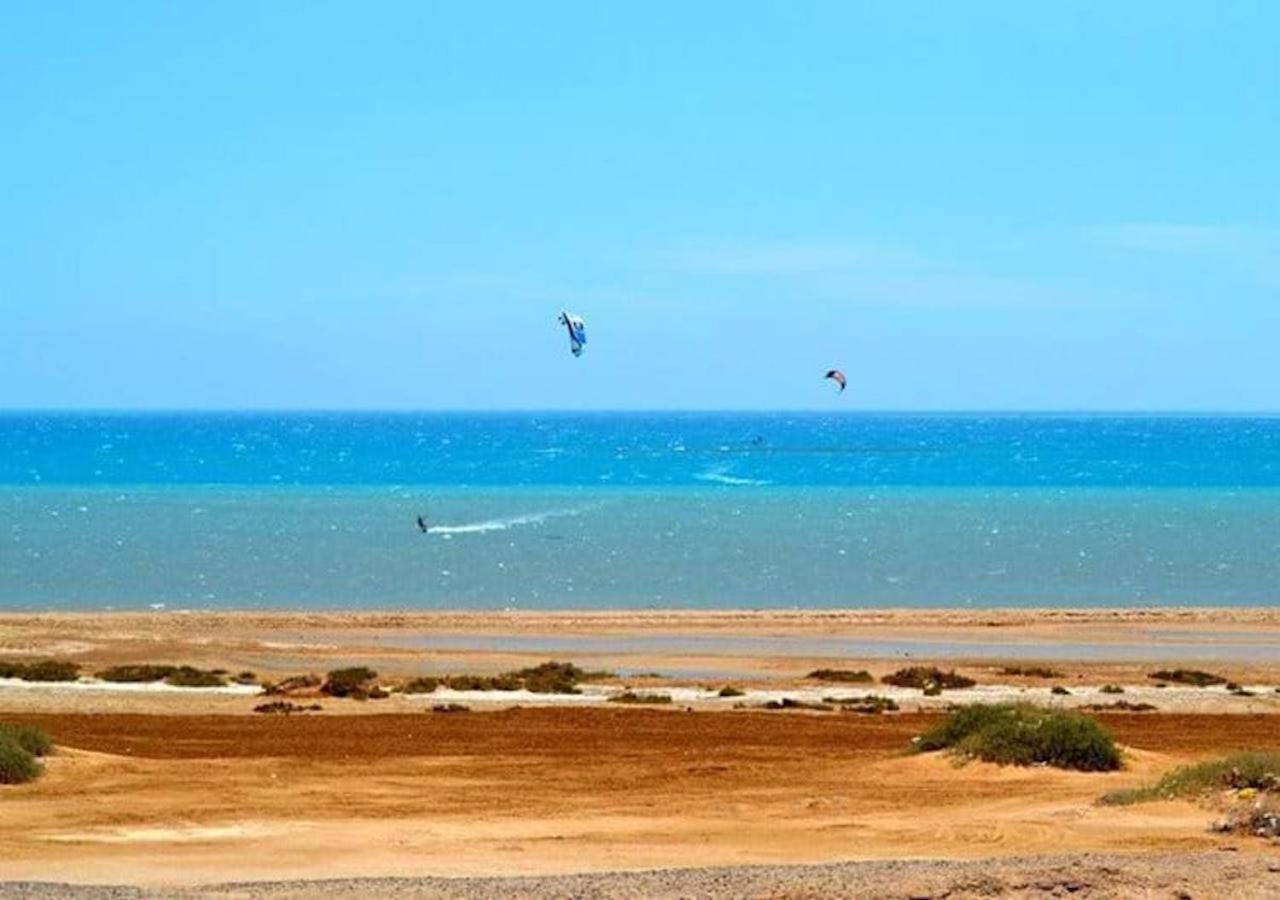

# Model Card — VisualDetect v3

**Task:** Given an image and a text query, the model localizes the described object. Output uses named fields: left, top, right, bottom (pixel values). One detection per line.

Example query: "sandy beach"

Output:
left=1, top=609, right=1279, bottom=896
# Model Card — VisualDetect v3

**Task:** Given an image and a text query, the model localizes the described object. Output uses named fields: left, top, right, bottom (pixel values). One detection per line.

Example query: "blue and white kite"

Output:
left=559, top=311, right=587, bottom=357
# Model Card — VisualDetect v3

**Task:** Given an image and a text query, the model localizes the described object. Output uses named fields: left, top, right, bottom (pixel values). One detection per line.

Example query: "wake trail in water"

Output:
left=426, top=505, right=599, bottom=535
left=695, top=467, right=771, bottom=487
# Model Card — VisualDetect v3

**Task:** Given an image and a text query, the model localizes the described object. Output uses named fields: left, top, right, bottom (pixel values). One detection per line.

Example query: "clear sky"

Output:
left=2, top=2, right=1276, bottom=411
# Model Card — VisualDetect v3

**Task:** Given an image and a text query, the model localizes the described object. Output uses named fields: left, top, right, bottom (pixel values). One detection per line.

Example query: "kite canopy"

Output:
left=559, top=311, right=587, bottom=357
left=825, top=369, right=847, bottom=392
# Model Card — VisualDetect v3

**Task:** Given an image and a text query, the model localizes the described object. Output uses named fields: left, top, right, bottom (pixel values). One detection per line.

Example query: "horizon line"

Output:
left=3, top=407, right=1280, bottom=418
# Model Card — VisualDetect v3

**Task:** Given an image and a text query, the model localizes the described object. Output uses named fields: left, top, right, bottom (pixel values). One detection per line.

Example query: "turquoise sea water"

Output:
left=2, top=413, right=1279, bottom=609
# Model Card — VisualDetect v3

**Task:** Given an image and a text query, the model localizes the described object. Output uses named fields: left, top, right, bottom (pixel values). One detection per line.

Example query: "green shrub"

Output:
left=263, top=673, right=322, bottom=695
left=0, top=738, right=40, bottom=785
left=762, top=698, right=832, bottom=711
left=511, top=661, right=586, bottom=694
left=718, top=686, right=745, bottom=698
left=1080, top=701, right=1157, bottom=712
left=608, top=691, right=673, bottom=705
left=1051, top=686, right=1071, bottom=695
left=1000, top=666, right=1064, bottom=679
left=400, top=677, right=440, bottom=694
left=253, top=701, right=322, bottom=715
left=432, top=703, right=470, bottom=713
left=1102, top=751, right=1280, bottom=806
left=882, top=667, right=975, bottom=691
left=1099, top=684, right=1125, bottom=694
left=824, top=695, right=899, bottom=714
left=914, top=703, right=1121, bottom=772
left=1, top=660, right=80, bottom=682
left=0, top=724, right=52, bottom=757
left=164, top=667, right=226, bottom=688
left=97, top=664, right=178, bottom=683
left=1147, top=669, right=1226, bottom=687
left=322, top=667, right=378, bottom=698
left=807, top=668, right=873, bottom=683
left=234, top=671, right=258, bottom=685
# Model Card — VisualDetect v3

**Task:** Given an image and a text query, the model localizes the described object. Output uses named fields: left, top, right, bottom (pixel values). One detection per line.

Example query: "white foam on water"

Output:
left=426, top=505, right=596, bottom=536
left=695, top=467, right=770, bottom=487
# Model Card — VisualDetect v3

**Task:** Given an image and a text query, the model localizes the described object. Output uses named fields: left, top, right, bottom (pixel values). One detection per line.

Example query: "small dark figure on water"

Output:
left=416, top=516, right=428, bottom=533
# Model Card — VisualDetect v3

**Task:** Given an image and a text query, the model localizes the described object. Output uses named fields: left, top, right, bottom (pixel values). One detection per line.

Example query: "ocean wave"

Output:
left=695, top=468, right=771, bottom=487
left=426, top=505, right=595, bottom=535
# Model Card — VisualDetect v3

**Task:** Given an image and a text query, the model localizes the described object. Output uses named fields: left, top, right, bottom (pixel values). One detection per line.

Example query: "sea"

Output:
left=2, top=412, right=1278, bottom=610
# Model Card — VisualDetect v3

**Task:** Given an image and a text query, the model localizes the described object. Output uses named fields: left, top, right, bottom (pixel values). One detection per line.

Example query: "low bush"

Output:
left=608, top=691, right=673, bottom=705
left=253, top=701, right=322, bottom=715
left=807, top=668, right=873, bottom=683
left=0, top=739, right=40, bottom=785
left=1099, top=684, right=1125, bottom=694
left=97, top=664, right=177, bottom=683
left=824, top=694, right=899, bottom=714
left=321, top=667, right=378, bottom=698
left=1147, top=669, right=1227, bottom=687
left=234, top=671, right=258, bottom=685
left=914, top=703, right=1122, bottom=772
left=164, top=667, right=226, bottom=688
left=262, top=673, right=322, bottom=695
left=1000, top=666, right=1064, bottom=679
left=432, top=703, right=470, bottom=713
left=762, top=698, right=833, bottom=711
left=882, top=667, right=976, bottom=691
left=1102, top=751, right=1280, bottom=806
left=1080, top=701, right=1157, bottom=712
left=1051, top=686, right=1071, bottom=695
left=718, top=686, right=745, bottom=698
left=1, top=660, right=80, bottom=682
left=511, top=661, right=587, bottom=694
left=0, top=723, right=52, bottom=757
left=400, top=677, right=440, bottom=694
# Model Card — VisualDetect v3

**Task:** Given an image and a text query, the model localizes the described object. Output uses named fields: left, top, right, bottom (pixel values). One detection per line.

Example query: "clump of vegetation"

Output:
left=608, top=691, right=673, bottom=705
left=262, top=673, right=322, bottom=695
left=1000, top=665, right=1064, bottom=679
left=1099, top=684, right=1125, bottom=694
left=1080, top=701, right=1158, bottom=713
left=510, top=661, right=587, bottom=694
left=824, top=695, right=899, bottom=714
left=718, top=685, right=745, bottom=698
left=253, top=701, right=322, bottom=715
left=0, top=723, right=52, bottom=757
left=1147, top=669, right=1227, bottom=687
left=441, top=673, right=521, bottom=691
left=0, top=660, right=80, bottom=682
left=97, top=664, right=178, bottom=683
left=1102, top=751, right=1280, bottom=806
left=883, top=666, right=976, bottom=692
left=234, top=671, right=258, bottom=685
left=807, top=668, right=873, bottom=683
left=762, top=698, right=833, bottom=712
left=321, top=666, right=379, bottom=699
left=432, top=703, right=470, bottom=713
left=1231, top=686, right=1256, bottom=697
left=1051, top=686, right=1071, bottom=696
left=399, top=676, right=440, bottom=694
left=0, top=738, right=41, bottom=785
left=914, top=703, right=1122, bottom=772
left=163, top=666, right=226, bottom=688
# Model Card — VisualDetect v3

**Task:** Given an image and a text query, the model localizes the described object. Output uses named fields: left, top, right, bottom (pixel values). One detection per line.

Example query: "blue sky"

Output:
left=2, top=2, right=1276, bottom=410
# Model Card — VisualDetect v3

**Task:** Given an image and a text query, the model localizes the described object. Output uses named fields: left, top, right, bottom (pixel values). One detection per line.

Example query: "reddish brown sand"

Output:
left=1, top=708, right=1277, bottom=889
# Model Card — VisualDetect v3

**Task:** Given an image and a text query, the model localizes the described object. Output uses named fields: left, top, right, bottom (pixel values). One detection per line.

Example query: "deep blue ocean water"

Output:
left=2, top=413, right=1278, bottom=609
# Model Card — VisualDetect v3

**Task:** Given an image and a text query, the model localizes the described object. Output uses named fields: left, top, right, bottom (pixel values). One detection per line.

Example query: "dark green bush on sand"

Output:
left=883, top=667, right=976, bottom=691
left=824, top=695, right=899, bottom=714
left=1147, top=669, right=1226, bottom=687
left=806, top=669, right=873, bottom=683
left=718, top=686, right=745, bottom=698
left=608, top=691, right=673, bottom=705
left=1000, top=666, right=1064, bottom=679
left=400, top=677, right=440, bottom=694
left=97, top=664, right=178, bottom=683
left=1, top=660, right=80, bottom=682
left=322, top=667, right=378, bottom=698
left=164, top=667, right=226, bottom=688
left=1099, top=684, right=1125, bottom=694
left=0, top=739, right=40, bottom=784
left=0, top=724, right=52, bottom=757
left=914, top=703, right=1121, bottom=772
